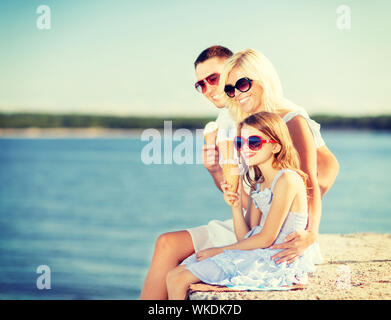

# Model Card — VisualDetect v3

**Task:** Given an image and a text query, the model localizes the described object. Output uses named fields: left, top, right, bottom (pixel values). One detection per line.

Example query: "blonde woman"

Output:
left=217, top=48, right=339, bottom=263
left=167, top=112, right=318, bottom=299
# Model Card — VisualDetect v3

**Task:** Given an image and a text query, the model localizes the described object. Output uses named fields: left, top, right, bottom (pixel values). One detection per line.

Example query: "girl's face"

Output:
left=239, top=124, right=277, bottom=167
left=226, top=67, right=264, bottom=114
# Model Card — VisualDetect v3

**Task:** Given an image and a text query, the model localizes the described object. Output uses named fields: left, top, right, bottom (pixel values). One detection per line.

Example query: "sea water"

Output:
left=0, top=130, right=390, bottom=299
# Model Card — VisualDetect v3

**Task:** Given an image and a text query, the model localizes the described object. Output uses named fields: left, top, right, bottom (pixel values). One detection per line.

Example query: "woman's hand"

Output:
left=221, top=179, right=242, bottom=208
left=269, top=230, right=316, bottom=264
left=196, top=247, right=224, bottom=262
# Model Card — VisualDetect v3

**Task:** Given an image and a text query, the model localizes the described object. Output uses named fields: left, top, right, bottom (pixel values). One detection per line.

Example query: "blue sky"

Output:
left=0, top=0, right=390, bottom=117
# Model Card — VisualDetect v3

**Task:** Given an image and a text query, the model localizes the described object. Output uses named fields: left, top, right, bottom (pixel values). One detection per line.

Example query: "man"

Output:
left=140, top=45, right=339, bottom=300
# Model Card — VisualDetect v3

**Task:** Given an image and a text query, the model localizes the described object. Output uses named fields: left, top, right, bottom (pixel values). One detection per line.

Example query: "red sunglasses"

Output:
left=195, top=73, right=220, bottom=94
left=234, top=135, right=277, bottom=151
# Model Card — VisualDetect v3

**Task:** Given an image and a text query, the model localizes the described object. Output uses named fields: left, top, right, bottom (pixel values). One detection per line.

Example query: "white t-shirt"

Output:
left=215, top=108, right=237, bottom=145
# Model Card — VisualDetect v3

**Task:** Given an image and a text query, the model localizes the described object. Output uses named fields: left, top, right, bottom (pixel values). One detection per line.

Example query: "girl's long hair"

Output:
left=218, top=48, right=285, bottom=122
left=238, top=112, right=308, bottom=193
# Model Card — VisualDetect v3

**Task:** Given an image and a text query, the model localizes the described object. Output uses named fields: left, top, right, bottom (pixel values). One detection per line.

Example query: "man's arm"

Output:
left=202, top=144, right=224, bottom=192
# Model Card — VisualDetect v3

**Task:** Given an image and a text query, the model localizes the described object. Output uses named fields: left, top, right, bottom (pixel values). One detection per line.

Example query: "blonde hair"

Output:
left=218, top=49, right=284, bottom=122
left=237, top=111, right=308, bottom=192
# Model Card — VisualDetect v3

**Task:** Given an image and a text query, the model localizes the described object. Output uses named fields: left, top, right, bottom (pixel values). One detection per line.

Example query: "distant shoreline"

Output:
left=0, top=127, right=389, bottom=138
left=0, top=127, right=145, bottom=138
left=1, top=112, right=391, bottom=131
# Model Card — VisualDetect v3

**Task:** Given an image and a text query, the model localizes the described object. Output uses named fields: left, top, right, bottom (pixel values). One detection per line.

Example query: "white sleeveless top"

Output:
left=215, top=106, right=325, bottom=148
left=215, top=108, right=237, bottom=145
left=282, top=106, right=325, bottom=149
left=251, top=169, right=307, bottom=227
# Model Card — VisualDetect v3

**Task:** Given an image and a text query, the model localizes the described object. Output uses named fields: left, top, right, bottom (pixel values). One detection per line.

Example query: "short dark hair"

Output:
left=194, top=45, right=233, bottom=68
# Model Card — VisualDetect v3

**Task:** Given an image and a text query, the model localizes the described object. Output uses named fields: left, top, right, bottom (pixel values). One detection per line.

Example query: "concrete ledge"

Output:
left=188, top=233, right=391, bottom=300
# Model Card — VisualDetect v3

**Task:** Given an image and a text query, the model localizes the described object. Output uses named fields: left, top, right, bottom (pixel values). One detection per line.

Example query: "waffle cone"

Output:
left=218, top=140, right=235, bottom=161
left=221, top=163, right=240, bottom=193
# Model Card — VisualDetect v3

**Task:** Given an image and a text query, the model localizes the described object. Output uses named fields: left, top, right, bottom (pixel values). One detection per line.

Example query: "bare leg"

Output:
left=166, top=264, right=188, bottom=280
left=167, top=266, right=200, bottom=300
left=140, top=230, right=195, bottom=300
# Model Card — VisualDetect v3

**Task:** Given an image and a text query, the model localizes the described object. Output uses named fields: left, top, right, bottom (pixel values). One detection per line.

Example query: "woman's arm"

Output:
left=269, top=117, right=323, bottom=264
left=286, top=116, right=322, bottom=239
left=316, top=145, right=339, bottom=196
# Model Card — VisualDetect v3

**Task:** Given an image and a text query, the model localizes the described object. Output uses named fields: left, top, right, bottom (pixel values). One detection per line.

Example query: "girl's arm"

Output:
left=222, top=179, right=259, bottom=241
left=232, top=187, right=261, bottom=241
left=243, top=193, right=262, bottom=232
left=231, top=204, right=250, bottom=241
left=223, top=172, right=299, bottom=251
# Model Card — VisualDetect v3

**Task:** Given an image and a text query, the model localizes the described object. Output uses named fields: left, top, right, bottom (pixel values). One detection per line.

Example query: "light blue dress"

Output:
left=182, top=169, right=321, bottom=290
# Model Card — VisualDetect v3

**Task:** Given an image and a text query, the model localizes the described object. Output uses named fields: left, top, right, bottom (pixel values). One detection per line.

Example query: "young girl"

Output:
left=166, top=112, right=319, bottom=300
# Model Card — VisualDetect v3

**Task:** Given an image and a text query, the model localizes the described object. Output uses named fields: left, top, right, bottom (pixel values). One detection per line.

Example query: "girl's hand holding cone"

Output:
left=221, top=178, right=242, bottom=208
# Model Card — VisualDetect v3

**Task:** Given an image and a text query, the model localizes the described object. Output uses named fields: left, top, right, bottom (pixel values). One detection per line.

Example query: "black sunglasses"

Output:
left=224, top=77, right=253, bottom=98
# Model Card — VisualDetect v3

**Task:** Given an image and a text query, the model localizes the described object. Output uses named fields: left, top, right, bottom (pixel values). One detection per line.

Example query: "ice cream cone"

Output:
left=203, top=121, right=218, bottom=146
left=219, top=138, right=240, bottom=205
left=221, top=162, right=240, bottom=193
left=218, top=139, right=235, bottom=162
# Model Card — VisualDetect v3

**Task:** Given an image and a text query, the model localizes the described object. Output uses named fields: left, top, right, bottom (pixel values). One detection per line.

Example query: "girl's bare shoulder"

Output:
left=275, top=170, right=304, bottom=191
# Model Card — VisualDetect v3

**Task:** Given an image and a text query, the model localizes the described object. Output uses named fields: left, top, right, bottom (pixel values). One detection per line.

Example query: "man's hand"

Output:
left=196, top=247, right=224, bottom=262
left=270, top=230, right=317, bottom=264
left=202, top=144, right=220, bottom=173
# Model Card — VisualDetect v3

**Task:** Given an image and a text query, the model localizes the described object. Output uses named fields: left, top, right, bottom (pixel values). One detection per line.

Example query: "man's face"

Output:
left=195, top=57, right=227, bottom=108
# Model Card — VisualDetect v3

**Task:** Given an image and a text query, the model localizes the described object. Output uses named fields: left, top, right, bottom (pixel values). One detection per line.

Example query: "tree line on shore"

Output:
left=0, top=112, right=390, bottom=130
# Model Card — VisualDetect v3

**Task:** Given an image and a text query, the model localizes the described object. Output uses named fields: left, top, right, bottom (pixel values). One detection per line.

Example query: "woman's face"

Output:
left=240, top=124, right=275, bottom=167
left=226, top=67, right=264, bottom=114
